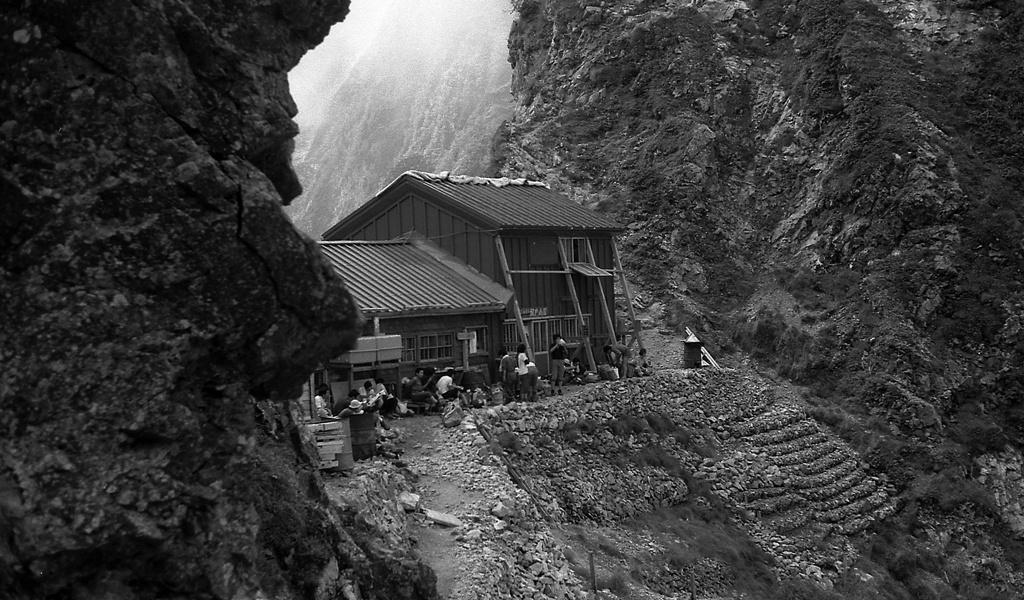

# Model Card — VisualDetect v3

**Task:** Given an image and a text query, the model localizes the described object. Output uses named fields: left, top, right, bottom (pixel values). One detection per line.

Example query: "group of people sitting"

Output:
left=312, top=377, right=406, bottom=425
left=310, top=338, right=656, bottom=421
left=603, top=343, right=654, bottom=379
left=400, top=366, right=473, bottom=413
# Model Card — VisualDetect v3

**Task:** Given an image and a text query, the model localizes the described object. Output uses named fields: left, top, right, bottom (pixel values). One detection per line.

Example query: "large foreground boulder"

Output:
left=1, top=2, right=434, bottom=598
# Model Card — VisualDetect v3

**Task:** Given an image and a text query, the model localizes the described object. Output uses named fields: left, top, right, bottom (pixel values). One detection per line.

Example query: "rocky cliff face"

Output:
left=284, top=0, right=514, bottom=237
left=496, top=0, right=1024, bottom=594
left=498, top=0, right=1022, bottom=406
left=1, top=2, right=433, bottom=598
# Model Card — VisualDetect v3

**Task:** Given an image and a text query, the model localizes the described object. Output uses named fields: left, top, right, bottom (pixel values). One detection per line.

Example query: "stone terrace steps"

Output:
left=724, top=403, right=893, bottom=536
left=791, top=448, right=852, bottom=475
left=730, top=409, right=806, bottom=437
left=771, top=441, right=845, bottom=469
left=818, top=490, right=890, bottom=525
left=746, top=420, right=821, bottom=447
left=760, top=432, right=832, bottom=459
left=790, top=460, right=860, bottom=490
left=813, top=478, right=879, bottom=512
left=735, top=485, right=789, bottom=503
left=745, top=492, right=808, bottom=517
left=796, top=467, right=865, bottom=501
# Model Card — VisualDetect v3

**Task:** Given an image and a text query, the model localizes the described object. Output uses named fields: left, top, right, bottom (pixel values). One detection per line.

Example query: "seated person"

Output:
left=435, top=367, right=463, bottom=401
left=335, top=398, right=365, bottom=418
left=469, top=385, right=488, bottom=408
left=334, top=389, right=360, bottom=416
left=634, top=347, right=654, bottom=376
left=314, top=386, right=334, bottom=420
left=359, top=378, right=388, bottom=411
left=404, top=367, right=438, bottom=411
left=564, top=358, right=585, bottom=385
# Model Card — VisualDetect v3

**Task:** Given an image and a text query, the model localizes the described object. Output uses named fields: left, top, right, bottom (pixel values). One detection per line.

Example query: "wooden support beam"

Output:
left=612, top=240, right=643, bottom=352
left=558, top=238, right=597, bottom=372
left=495, top=236, right=533, bottom=359
left=586, top=238, right=618, bottom=344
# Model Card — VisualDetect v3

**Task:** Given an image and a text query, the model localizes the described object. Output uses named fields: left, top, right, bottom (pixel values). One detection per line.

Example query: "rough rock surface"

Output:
left=477, top=370, right=894, bottom=584
left=1, top=2, right=434, bottom=598
left=497, top=1, right=1024, bottom=594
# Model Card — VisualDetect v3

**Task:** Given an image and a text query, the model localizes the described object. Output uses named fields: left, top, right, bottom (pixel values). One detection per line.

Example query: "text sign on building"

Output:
left=522, top=307, right=548, bottom=317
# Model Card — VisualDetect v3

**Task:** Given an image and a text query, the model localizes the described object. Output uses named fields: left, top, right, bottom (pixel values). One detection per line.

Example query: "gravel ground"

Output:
left=395, top=412, right=593, bottom=600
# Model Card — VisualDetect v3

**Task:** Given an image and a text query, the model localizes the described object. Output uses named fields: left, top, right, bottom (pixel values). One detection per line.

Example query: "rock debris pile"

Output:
left=327, top=367, right=900, bottom=596
left=330, top=420, right=592, bottom=600
left=476, top=369, right=897, bottom=584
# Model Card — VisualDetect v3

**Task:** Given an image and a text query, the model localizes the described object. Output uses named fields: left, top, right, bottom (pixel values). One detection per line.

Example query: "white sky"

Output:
left=288, top=0, right=514, bottom=128
left=289, top=1, right=395, bottom=126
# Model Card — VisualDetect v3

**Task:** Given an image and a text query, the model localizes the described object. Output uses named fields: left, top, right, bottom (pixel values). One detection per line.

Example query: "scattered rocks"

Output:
left=398, top=491, right=422, bottom=512
left=425, top=508, right=464, bottom=528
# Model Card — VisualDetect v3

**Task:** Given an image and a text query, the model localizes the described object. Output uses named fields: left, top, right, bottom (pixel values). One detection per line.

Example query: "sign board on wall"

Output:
left=456, top=331, right=478, bottom=354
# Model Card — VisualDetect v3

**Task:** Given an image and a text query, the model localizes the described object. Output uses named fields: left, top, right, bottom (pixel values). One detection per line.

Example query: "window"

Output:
left=468, top=327, right=488, bottom=354
left=564, top=237, right=589, bottom=263
left=418, top=333, right=453, bottom=361
left=503, top=321, right=521, bottom=354
left=401, top=336, right=417, bottom=362
left=531, top=319, right=550, bottom=350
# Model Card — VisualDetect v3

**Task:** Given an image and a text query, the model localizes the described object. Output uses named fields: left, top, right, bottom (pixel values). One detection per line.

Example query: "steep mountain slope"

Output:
left=285, top=0, right=515, bottom=237
left=494, top=0, right=1024, bottom=596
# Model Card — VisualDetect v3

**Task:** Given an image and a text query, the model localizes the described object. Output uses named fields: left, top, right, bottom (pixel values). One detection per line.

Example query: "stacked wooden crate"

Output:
left=307, top=420, right=354, bottom=470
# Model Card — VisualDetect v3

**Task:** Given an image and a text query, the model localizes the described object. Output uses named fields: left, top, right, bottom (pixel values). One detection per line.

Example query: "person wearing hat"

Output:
left=336, top=397, right=365, bottom=418
left=549, top=333, right=568, bottom=395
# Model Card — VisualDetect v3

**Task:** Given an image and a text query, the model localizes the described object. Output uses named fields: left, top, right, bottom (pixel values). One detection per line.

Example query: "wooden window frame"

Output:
left=418, top=333, right=454, bottom=361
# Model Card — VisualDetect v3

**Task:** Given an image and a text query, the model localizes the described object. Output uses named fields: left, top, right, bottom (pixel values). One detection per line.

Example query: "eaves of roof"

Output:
left=318, top=240, right=511, bottom=317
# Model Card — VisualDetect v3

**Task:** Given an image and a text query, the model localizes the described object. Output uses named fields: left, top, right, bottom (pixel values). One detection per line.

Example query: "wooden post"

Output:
left=457, top=330, right=473, bottom=372
left=494, top=236, right=533, bottom=358
left=590, top=552, right=597, bottom=596
left=612, top=239, right=643, bottom=352
left=585, top=239, right=618, bottom=345
left=557, top=238, right=597, bottom=371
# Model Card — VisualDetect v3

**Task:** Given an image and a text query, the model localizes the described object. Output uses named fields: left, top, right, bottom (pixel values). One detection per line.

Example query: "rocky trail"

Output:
left=313, top=326, right=920, bottom=599
left=318, top=329, right=751, bottom=599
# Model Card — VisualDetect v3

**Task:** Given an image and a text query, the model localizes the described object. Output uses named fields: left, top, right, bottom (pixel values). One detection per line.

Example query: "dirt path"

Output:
left=397, top=415, right=486, bottom=597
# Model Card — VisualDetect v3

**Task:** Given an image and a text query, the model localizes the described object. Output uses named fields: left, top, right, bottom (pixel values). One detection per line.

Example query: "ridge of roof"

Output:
left=406, top=170, right=550, bottom=189
left=371, top=170, right=550, bottom=199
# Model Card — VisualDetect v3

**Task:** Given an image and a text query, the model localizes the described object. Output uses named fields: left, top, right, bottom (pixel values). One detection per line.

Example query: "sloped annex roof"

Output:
left=318, top=238, right=512, bottom=317
left=322, top=171, right=623, bottom=239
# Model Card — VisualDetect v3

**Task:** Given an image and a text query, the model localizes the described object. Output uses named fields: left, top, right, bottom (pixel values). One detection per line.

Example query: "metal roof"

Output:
left=318, top=240, right=511, bottom=316
left=403, top=171, right=622, bottom=231
left=568, top=263, right=613, bottom=277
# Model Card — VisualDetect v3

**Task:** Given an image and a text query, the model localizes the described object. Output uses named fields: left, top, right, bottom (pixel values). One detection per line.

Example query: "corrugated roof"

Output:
left=404, top=171, right=623, bottom=231
left=319, top=240, right=511, bottom=316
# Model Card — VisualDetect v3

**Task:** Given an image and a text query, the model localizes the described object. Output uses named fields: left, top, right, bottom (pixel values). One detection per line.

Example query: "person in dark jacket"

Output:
left=549, top=333, right=568, bottom=395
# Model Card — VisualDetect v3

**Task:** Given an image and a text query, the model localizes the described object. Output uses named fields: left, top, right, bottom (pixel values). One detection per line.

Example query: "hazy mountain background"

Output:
left=285, top=0, right=515, bottom=237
